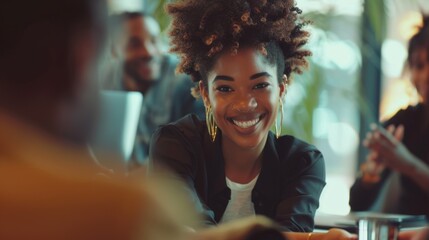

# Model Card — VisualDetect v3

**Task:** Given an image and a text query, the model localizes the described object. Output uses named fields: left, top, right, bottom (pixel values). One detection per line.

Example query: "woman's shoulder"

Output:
left=150, top=114, right=208, bottom=159
left=153, top=114, right=206, bottom=140
left=275, top=134, right=320, bottom=155
left=272, top=134, right=324, bottom=168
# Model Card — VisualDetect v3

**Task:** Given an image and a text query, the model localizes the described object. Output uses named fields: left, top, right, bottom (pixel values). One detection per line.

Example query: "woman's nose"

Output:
left=233, top=94, right=258, bottom=112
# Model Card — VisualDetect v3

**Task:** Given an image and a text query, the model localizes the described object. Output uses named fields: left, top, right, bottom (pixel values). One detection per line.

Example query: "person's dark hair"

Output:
left=0, top=0, right=106, bottom=92
left=0, top=0, right=107, bottom=145
left=166, top=0, right=311, bottom=88
left=407, top=15, right=429, bottom=66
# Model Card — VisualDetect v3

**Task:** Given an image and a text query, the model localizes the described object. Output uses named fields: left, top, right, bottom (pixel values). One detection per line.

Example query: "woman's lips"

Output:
left=232, top=118, right=259, bottom=128
left=228, top=114, right=265, bottom=129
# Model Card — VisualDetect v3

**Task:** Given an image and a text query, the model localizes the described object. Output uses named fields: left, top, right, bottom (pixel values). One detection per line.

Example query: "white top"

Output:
left=220, top=175, right=259, bottom=223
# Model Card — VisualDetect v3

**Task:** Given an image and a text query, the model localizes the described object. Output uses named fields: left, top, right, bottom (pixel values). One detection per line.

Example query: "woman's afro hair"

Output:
left=166, top=0, right=312, bottom=82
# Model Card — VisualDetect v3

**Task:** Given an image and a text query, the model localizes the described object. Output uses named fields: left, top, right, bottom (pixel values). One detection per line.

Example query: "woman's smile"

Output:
left=228, top=113, right=266, bottom=129
left=232, top=118, right=260, bottom=128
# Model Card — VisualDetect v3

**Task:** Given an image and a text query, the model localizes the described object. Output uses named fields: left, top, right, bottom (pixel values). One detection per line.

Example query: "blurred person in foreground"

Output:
left=0, top=0, right=197, bottom=239
left=150, top=0, right=355, bottom=239
left=104, top=12, right=204, bottom=165
left=399, top=226, right=429, bottom=240
left=350, top=16, right=429, bottom=217
left=0, top=1, right=305, bottom=239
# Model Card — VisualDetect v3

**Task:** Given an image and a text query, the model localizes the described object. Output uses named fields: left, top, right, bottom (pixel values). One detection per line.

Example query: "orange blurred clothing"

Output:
left=0, top=112, right=198, bottom=240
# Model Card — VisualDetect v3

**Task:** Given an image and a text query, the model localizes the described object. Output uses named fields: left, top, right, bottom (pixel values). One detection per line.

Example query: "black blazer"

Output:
left=150, top=114, right=326, bottom=232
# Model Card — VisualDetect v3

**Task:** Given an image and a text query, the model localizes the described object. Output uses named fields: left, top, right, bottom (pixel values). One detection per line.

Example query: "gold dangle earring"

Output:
left=205, top=105, right=218, bottom=142
left=275, top=98, right=284, bottom=139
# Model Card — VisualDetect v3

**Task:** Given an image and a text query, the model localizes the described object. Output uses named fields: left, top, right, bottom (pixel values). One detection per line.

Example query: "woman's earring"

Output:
left=205, top=105, right=218, bottom=142
left=275, top=98, right=284, bottom=139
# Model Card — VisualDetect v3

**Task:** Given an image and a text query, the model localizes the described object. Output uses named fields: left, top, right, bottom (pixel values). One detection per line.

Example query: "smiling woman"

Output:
left=202, top=48, right=283, bottom=155
left=149, top=0, right=330, bottom=237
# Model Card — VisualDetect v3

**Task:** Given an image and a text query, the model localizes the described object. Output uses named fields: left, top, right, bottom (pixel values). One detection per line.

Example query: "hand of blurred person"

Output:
left=285, top=228, right=357, bottom=240
left=364, top=124, right=420, bottom=176
left=363, top=124, right=429, bottom=193
left=410, top=227, right=429, bottom=240
left=193, top=216, right=284, bottom=240
left=358, top=151, right=385, bottom=184
left=399, top=227, right=429, bottom=240
left=317, top=228, right=357, bottom=240
left=357, top=124, right=401, bottom=184
left=198, top=222, right=352, bottom=240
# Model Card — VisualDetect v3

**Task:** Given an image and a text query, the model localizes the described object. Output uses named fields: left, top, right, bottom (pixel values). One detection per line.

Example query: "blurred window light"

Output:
left=284, top=82, right=307, bottom=107
left=309, top=29, right=361, bottom=73
left=313, top=107, right=338, bottom=138
left=398, top=11, right=423, bottom=41
left=297, top=0, right=363, bottom=16
left=318, top=175, right=353, bottom=215
left=380, top=79, right=419, bottom=121
left=328, top=122, right=359, bottom=155
left=326, top=41, right=361, bottom=72
left=382, top=39, right=408, bottom=78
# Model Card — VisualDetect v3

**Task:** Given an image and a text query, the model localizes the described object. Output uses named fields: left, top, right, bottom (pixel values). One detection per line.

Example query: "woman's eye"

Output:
left=216, top=86, right=233, bottom=92
left=254, top=82, right=269, bottom=89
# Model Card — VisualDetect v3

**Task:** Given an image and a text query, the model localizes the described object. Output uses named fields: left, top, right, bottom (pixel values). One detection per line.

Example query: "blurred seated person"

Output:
left=104, top=12, right=204, bottom=164
left=350, top=16, right=429, bottom=216
left=0, top=0, right=182, bottom=239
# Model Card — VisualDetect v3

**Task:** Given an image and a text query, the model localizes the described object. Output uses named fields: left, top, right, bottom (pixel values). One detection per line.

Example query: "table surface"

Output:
left=314, top=212, right=428, bottom=233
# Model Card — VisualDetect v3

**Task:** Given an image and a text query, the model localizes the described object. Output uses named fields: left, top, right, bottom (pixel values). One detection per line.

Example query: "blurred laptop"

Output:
left=90, top=90, right=142, bottom=170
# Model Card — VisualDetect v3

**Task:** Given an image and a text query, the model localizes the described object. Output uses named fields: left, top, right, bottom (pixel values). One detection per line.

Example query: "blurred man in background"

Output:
left=104, top=12, right=204, bottom=165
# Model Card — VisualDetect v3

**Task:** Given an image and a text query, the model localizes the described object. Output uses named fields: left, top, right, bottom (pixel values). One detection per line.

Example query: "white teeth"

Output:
left=232, top=118, right=259, bottom=128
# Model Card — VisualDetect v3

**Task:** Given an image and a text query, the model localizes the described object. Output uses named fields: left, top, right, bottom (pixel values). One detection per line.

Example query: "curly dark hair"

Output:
left=408, top=15, right=429, bottom=66
left=166, top=0, right=311, bottom=88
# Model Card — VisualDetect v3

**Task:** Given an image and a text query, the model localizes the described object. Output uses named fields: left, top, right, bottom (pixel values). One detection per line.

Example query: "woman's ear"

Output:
left=279, top=75, right=288, bottom=98
left=199, top=81, right=209, bottom=107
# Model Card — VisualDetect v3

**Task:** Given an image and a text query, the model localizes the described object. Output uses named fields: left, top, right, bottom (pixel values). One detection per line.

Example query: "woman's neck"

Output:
left=221, top=137, right=266, bottom=184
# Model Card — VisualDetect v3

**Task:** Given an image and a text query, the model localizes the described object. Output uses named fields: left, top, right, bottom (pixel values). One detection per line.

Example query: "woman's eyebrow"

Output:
left=213, top=72, right=271, bottom=82
left=250, top=72, right=271, bottom=80
left=214, top=75, right=234, bottom=81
